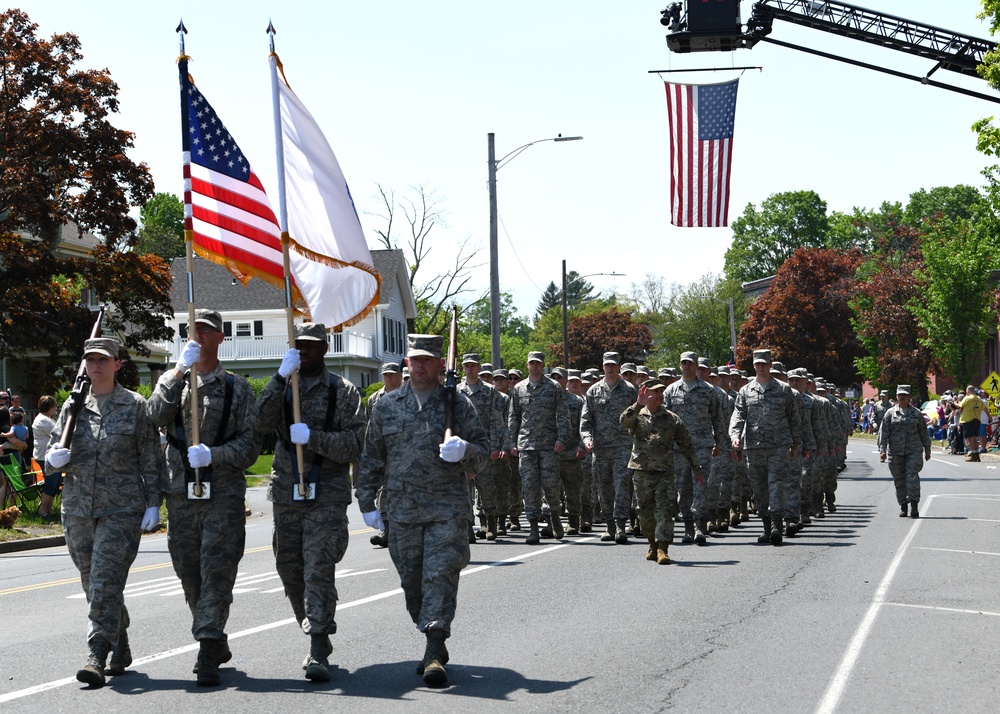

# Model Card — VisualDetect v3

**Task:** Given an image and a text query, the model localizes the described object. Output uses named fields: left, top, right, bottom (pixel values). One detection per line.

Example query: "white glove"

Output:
left=290, top=423, right=310, bottom=445
left=141, top=506, right=160, bottom=531
left=187, top=443, right=212, bottom=469
left=279, top=348, right=301, bottom=379
left=439, top=435, right=468, bottom=463
left=47, top=447, right=71, bottom=469
left=176, top=340, right=201, bottom=372
left=362, top=510, right=385, bottom=531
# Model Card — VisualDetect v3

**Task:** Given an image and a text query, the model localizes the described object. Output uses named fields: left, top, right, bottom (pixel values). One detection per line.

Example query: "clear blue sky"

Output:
left=15, top=0, right=998, bottom=321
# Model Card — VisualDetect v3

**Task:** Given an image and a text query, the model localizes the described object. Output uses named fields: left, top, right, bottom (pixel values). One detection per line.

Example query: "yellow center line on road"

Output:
left=0, top=527, right=376, bottom=597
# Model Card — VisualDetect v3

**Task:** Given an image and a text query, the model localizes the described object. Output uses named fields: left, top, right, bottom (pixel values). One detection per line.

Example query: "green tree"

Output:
left=137, top=192, right=184, bottom=260
left=0, top=10, right=170, bottom=381
left=462, top=292, right=531, bottom=342
left=555, top=306, right=652, bottom=370
left=724, top=190, right=830, bottom=284
left=536, top=282, right=560, bottom=319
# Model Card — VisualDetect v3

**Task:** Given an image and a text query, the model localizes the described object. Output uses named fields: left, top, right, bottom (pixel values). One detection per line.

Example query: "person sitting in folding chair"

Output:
left=0, top=447, right=44, bottom=515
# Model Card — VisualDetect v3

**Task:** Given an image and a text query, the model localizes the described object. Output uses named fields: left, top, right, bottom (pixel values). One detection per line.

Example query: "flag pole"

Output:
left=178, top=20, right=204, bottom=498
left=267, top=22, right=307, bottom=497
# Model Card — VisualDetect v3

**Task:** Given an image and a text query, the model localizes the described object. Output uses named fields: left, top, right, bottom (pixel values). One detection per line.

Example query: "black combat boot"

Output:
left=615, top=517, right=629, bottom=544
left=899, top=502, right=908, bottom=517
left=825, top=493, right=837, bottom=513
left=106, top=626, right=132, bottom=676
left=508, top=513, right=521, bottom=531
left=551, top=514, right=564, bottom=540
left=601, top=519, right=617, bottom=542
left=694, top=518, right=708, bottom=545
left=304, top=634, right=333, bottom=682
left=540, top=518, right=554, bottom=538
left=525, top=519, right=541, bottom=545
left=730, top=504, right=741, bottom=527
left=717, top=507, right=729, bottom=532
left=580, top=517, right=592, bottom=533
left=910, top=501, right=919, bottom=518
left=475, top=513, right=487, bottom=539
left=420, top=630, right=450, bottom=687
left=566, top=515, right=580, bottom=536
left=682, top=517, right=695, bottom=544
left=758, top=516, right=772, bottom=544
left=370, top=521, right=389, bottom=547
left=800, top=503, right=812, bottom=525
left=196, top=638, right=227, bottom=686
left=76, top=636, right=112, bottom=687
left=770, top=516, right=783, bottom=545
left=486, top=515, right=497, bottom=541
left=785, top=517, right=798, bottom=537
left=813, top=493, right=826, bottom=519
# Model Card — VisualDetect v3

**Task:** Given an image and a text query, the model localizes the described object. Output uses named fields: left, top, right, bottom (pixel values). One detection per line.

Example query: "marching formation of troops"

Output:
left=44, top=313, right=870, bottom=692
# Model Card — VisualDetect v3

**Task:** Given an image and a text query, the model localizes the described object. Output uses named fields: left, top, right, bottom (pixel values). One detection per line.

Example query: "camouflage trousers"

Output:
left=675, top=446, right=716, bottom=520
left=734, top=457, right=752, bottom=505
left=592, top=445, right=633, bottom=521
left=745, top=447, right=791, bottom=520
left=518, top=449, right=562, bottom=521
left=800, top=453, right=821, bottom=511
left=167, top=493, right=246, bottom=641
left=709, top=451, right=736, bottom=513
left=888, top=451, right=923, bottom=505
left=786, top=453, right=803, bottom=517
left=64, top=511, right=142, bottom=645
left=272, top=501, right=350, bottom=636
left=634, top=470, right=676, bottom=543
left=389, top=518, right=471, bottom=636
left=580, top=454, right=595, bottom=522
left=821, top=450, right=839, bottom=496
left=559, top=458, right=584, bottom=517
left=506, top=458, right=522, bottom=517
left=474, top=458, right=508, bottom=515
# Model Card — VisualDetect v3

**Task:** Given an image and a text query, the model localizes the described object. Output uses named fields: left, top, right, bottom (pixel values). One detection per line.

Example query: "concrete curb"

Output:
left=0, top=534, right=66, bottom=554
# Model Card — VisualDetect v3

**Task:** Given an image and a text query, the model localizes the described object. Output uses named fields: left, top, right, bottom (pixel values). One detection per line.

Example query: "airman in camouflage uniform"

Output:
left=364, top=362, right=403, bottom=548
left=872, top=390, right=892, bottom=433
left=47, top=337, right=165, bottom=687
left=774, top=362, right=807, bottom=537
left=147, top=309, right=260, bottom=686
left=256, top=322, right=366, bottom=682
left=580, top=351, right=638, bottom=544
left=699, top=359, right=732, bottom=535
left=459, top=353, right=508, bottom=540
left=489, top=369, right=514, bottom=534
left=663, top=351, right=728, bottom=544
left=621, top=379, right=703, bottom=564
left=788, top=369, right=828, bottom=528
left=551, top=367, right=586, bottom=535
left=357, top=334, right=489, bottom=687
left=877, top=384, right=931, bottom=518
left=814, top=380, right=842, bottom=514
left=729, top=349, right=802, bottom=546
left=505, top=351, right=569, bottom=544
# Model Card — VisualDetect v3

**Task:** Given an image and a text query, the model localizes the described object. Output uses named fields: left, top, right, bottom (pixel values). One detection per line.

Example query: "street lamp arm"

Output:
left=496, top=135, right=583, bottom=171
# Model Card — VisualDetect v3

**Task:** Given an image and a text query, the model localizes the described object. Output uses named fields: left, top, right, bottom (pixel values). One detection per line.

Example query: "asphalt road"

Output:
left=1, top=439, right=998, bottom=713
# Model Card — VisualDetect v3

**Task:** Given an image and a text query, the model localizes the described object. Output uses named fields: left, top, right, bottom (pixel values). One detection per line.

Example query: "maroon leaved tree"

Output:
left=554, top=307, right=653, bottom=370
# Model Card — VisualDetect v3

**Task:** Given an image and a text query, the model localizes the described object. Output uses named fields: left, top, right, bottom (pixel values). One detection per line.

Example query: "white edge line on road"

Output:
left=884, top=602, right=1000, bottom=617
left=0, top=537, right=597, bottom=704
left=930, top=458, right=961, bottom=468
left=915, top=547, right=1000, bottom=557
left=813, top=495, right=929, bottom=714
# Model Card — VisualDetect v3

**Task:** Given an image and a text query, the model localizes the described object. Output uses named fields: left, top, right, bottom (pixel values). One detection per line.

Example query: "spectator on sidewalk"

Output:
left=953, top=385, right=986, bottom=462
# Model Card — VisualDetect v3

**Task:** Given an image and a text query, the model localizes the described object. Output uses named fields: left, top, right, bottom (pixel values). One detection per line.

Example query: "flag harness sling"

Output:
left=281, top=378, right=338, bottom=501
left=167, top=372, right=235, bottom=499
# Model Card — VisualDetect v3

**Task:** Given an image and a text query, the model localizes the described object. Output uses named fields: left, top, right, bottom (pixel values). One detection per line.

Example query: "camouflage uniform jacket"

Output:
left=819, top=396, right=840, bottom=445
left=877, top=404, right=931, bottom=457
left=357, top=381, right=489, bottom=523
left=621, top=403, right=702, bottom=474
left=504, top=377, right=569, bottom=452
left=50, top=383, right=164, bottom=518
left=872, top=400, right=892, bottom=432
left=256, top=368, right=366, bottom=505
left=793, top=388, right=816, bottom=453
left=580, top=377, right=638, bottom=450
left=833, top=397, right=852, bottom=441
left=804, top=391, right=830, bottom=454
left=730, top=378, right=802, bottom=451
left=459, top=379, right=506, bottom=453
left=561, top=391, right=585, bottom=461
left=663, top=378, right=728, bottom=452
left=147, top=363, right=259, bottom=497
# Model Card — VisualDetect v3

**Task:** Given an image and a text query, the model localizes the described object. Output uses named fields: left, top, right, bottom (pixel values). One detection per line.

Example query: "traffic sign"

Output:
left=981, top=372, right=1000, bottom=399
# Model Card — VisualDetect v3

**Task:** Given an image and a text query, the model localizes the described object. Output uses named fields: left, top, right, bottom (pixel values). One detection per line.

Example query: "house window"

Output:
left=235, top=322, right=252, bottom=337
left=253, top=320, right=263, bottom=337
left=179, top=322, right=188, bottom=339
left=382, top=315, right=389, bottom=352
left=397, top=321, right=404, bottom=355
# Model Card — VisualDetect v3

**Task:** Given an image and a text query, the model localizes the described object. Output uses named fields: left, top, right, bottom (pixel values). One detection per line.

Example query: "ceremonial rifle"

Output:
left=59, top=307, right=106, bottom=449
left=443, top=306, right=459, bottom=441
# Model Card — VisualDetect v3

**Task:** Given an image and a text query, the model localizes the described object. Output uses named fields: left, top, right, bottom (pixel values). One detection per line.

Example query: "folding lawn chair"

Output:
left=0, top=452, right=43, bottom=515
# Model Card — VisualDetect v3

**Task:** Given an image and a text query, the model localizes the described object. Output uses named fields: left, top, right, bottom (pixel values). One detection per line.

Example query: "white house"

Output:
left=160, top=249, right=416, bottom=388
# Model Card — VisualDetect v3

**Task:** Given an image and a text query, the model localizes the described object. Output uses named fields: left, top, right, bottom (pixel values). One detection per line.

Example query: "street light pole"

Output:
left=487, top=133, right=582, bottom=369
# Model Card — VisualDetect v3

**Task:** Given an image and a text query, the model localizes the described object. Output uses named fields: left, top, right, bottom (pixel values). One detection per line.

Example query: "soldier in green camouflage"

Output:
left=357, top=334, right=489, bottom=687
left=877, top=384, right=931, bottom=518
left=621, top=379, right=703, bottom=564
left=147, top=309, right=260, bottom=686
left=505, top=351, right=569, bottom=545
left=256, top=322, right=366, bottom=682
left=459, top=353, right=508, bottom=541
left=47, top=337, right=165, bottom=687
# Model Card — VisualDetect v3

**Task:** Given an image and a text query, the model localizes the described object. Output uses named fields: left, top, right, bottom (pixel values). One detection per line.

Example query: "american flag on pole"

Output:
left=180, top=63, right=295, bottom=298
left=664, top=79, right=739, bottom=228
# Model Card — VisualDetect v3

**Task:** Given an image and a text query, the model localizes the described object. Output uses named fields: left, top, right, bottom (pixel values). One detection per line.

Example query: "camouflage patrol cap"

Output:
left=550, top=367, right=567, bottom=378
left=642, top=378, right=666, bottom=392
left=493, top=368, right=509, bottom=380
left=509, top=368, right=524, bottom=379
left=636, top=366, right=650, bottom=377
left=879, top=389, right=889, bottom=396
left=603, top=352, right=621, bottom=365
left=787, top=368, right=807, bottom=379
left=620, top=362, right=637, bottom=374
left=461, top=353, right=481, bottom=365
left=527, top=351, right=545, bottom=363
left=815, top=381, right=828, bottom=392
left=697, top=357, right=711, bottom=368
left=567, top=369, right=582, bottom=381
left=658, top=367, right=672, bottom=378
left=770, top=361, right=787, bottom=375
left=381, top=362, right=401, bottom=374
left=83, top=337, right=120, bottom=359
left=194, top=308, right=224, bottom=332
left=480, top=362, right=494, bottom=373
left=295, top=322, right=327, bottom=342
left=680, top=351, right=698, bottom=363
left=753, top=349, right=772, bottom=364
left=896, top=384, right=911, bottom=395
left=407, top=334, right=443, bottom=358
